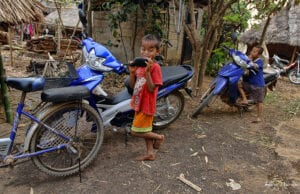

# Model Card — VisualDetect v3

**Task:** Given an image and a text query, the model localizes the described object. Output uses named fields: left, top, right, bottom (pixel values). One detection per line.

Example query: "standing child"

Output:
left=238, top=45, right=265, bottom=123
left=129, top=34, right=165, bottom=161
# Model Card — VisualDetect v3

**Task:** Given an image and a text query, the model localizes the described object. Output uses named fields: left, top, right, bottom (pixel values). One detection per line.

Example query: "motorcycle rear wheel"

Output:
left=192, top=83, right=216, bottom=118
left=288, top=69, right=300, bottom=85
left=153, top=90, right=184, bottom=130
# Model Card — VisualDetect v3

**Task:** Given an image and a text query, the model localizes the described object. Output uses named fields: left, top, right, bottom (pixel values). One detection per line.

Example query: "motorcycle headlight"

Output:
left=83, top=47, right=113, bottom=72
left=233, top=54, right=248, bottom=69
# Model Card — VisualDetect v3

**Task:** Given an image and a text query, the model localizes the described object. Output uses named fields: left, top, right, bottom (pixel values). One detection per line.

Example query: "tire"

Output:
left=30, top=102, right=104, bottom=177
left=153, top=90, right=184, bottom=130
left=288, top=69, right=300, bottom=85
left=192, top=84, right=216, bottom=118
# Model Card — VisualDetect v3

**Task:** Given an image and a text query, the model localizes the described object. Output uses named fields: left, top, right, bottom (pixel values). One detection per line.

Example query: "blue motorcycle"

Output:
left=192, top=47, right=280, bottom=117
left=42, top=8, right=194, bottom=131
left=68, top=37, right=193, bottom=130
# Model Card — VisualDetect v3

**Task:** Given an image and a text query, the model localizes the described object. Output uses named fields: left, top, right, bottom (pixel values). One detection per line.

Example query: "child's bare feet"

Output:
left=252, top=117, right=262, bottom=123
left=240, top=100, right=248, bottom=105
left=135, top=154, right=155, bottom=161
left=237, top=98, right=248, bottom=105
left=153, top=135, right=165, bottom=149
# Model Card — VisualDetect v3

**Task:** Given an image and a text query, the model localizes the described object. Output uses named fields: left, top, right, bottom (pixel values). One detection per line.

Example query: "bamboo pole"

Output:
left=63, top=19, right=80, bottom=61
left=0, top=49, right=12, bottom=123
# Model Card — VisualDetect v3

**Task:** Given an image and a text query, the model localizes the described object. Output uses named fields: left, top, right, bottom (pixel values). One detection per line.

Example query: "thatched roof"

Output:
left=239, top=4, right=300, bottom=46
left=0, top=0, right=45, bottom=25
left=45, top=8, right=82, bottom=29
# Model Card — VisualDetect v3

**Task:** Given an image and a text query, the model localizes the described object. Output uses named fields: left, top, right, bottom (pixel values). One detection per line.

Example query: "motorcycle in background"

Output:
left=192, top=47, right=280, bottom=118
left=271, top=53, right=300, bottom=85
left=286, top=53, right=300, bottom=84
left=271, top=54, right=289, bottom=72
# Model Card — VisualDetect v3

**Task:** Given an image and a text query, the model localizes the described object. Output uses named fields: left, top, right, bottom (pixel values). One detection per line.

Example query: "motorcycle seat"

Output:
left=124, top=65, right=190, bottom=95
left=263, top=72, right=277, bottom=84
left=111, top=88, right=132, bottom=104
left=161, top=66, right=189, bottom=88
left=278, top=58, right=289, bottom=64
left=273, top=55, right=289, bottom=64
left=41, top=86, right=90, bottom=103
left=5, top=76, right=45, bottom=92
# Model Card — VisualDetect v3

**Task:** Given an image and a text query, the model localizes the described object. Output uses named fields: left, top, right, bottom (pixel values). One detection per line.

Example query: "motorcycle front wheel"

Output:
left=153, top=90, right=184, bottom=130
left=192, top=83, right=216, bottom=118
left=288, top=69, right=300, bottom=85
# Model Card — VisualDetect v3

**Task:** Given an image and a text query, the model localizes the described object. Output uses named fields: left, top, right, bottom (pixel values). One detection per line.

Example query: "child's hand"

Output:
left=128, top=61, right=136, bottom=74
left=145, top=57, right=153, bottom=72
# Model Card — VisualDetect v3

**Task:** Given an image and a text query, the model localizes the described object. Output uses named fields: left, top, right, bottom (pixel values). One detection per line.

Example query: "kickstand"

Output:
left=238, top=106, right=244, bottom=117
left=125, top=131, right=130, bottom=146
left=124, top=126, right=131, bottom=146
left=78, top=157, right=82, bottom=183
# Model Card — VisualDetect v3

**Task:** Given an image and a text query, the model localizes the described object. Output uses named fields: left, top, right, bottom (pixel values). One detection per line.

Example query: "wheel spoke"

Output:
left=30, top=103, right=103, bottom=176
left=153, top=91, right=184, bottom=129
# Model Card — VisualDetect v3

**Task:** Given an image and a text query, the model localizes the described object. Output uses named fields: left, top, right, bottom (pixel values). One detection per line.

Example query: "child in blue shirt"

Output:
left=238, top=45, right=265, bottom=123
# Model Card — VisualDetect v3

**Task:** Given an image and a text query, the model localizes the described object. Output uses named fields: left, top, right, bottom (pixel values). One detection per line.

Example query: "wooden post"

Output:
left=56, top=19, right=62, bottom=55
left=20, top=24, right=24, bottom=41
left=290, top=46, right=297, bottom=63
left=8, top=27, right=14, bottom=66
left=0, top=49, right=12, bottom=123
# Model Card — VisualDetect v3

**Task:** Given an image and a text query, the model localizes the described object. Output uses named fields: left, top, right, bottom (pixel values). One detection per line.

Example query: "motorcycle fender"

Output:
left=23, top=102, right=88, bottom=152
left=157, top=83, right=183, bottom=98
left=72, top=64, right=104, bottom=90
left=100, top=99, right=132, bottom=126
left=213, top=76, right=228, bottom=94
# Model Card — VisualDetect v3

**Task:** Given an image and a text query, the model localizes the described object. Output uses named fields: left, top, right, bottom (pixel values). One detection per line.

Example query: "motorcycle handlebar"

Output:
left=220, top=45, right=230, bottom=51
left=122, top=64, right=131, bottom=75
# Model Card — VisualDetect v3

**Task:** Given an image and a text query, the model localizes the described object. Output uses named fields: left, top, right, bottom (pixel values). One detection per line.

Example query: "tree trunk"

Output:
left=197, top=21, right=223, bottom=94
left=87, top=0, right=93, bottom=37
left=181, top=0, right=238, bottom=96
left=0, top=49, right=12, bottom=123
left=191, top=44, right=202, bottom=95
left=259, top=14, right=271, bottom=45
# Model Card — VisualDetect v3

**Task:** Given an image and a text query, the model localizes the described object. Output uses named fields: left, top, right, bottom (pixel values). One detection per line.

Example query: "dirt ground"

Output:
left=0, top=50, right=300, bottom=193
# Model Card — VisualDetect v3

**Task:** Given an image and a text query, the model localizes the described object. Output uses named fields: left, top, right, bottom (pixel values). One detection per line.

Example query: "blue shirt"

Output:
left=246, top=58, right=265, bottom=87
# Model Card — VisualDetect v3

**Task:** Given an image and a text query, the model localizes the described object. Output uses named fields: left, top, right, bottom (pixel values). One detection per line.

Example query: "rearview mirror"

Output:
left=78, top=3, right=87, bottom=28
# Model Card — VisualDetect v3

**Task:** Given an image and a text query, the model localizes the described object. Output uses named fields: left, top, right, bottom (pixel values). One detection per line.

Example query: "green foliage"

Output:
left=223, top=2, right=251, bottom=31
left=101, top=0, right=138, bottom=39
left=99, top=0, right=166, bottom=45
left=206, top=48, right=226, bottom=76
left=143, top=3, right=167, bottom=38
left=206, top=2, right=251, bottom=76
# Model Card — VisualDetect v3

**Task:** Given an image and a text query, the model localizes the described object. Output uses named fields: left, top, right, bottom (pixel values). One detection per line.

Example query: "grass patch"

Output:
left=284, top=98, right=300, bottom=116
left=264, top=92, right=280, bottom=104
